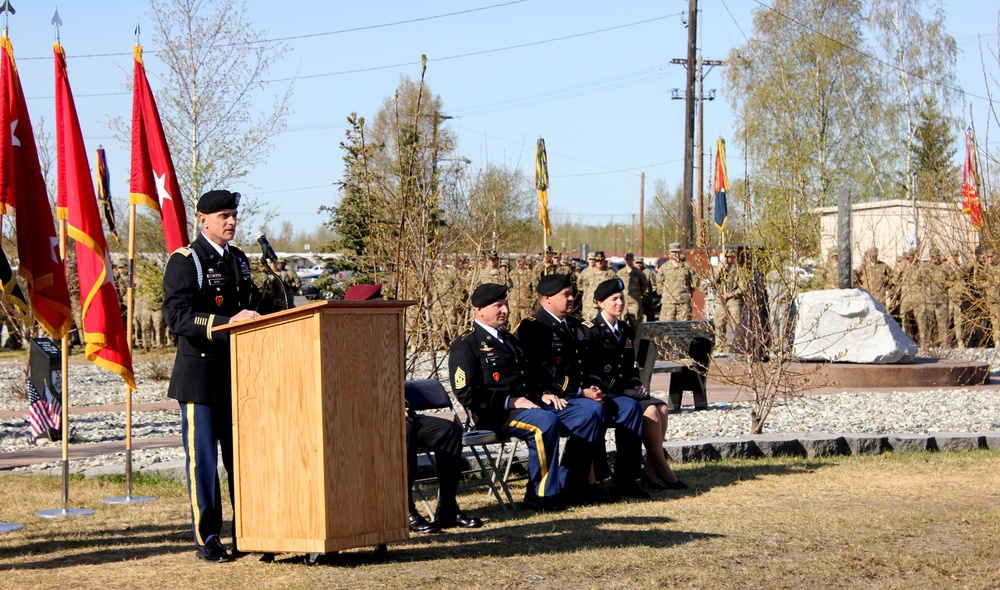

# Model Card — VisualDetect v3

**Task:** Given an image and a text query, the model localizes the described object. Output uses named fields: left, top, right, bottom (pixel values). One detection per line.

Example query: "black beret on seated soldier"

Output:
left=471, top=283, right=508, bottom=307
left=162, top=189, right=279, bottom=563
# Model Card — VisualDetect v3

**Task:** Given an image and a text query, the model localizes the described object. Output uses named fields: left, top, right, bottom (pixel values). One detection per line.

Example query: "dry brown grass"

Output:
left=0, top=452, right=998, bottom=589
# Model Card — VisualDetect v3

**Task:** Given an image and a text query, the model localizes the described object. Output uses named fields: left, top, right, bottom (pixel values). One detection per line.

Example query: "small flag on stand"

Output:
left=713, top=138, right=729, bottom=231
left=27, top=380, right=60, bottom=440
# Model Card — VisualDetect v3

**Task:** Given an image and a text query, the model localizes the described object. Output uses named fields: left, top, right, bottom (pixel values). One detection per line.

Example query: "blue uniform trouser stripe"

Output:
left=180, top=401, right=235, bottom=548
left=507, top=408, right=563, bottom=498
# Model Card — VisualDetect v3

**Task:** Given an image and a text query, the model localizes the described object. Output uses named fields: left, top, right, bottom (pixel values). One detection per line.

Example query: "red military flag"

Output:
left=130, top=44, right=189, bottom=253
left=0, top=33, right=72, bottom=338
left=962, top=128, right=983, bottom=230
left=55, top=41, right=135, bottom=390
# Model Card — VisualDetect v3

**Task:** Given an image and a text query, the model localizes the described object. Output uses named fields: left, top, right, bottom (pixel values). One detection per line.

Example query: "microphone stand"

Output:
left=260, top=256, right=290, bottom=310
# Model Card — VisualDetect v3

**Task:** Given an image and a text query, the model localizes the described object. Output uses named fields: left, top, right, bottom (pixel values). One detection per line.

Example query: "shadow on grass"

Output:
left=668, top=458, right=830, bottom=495
left=279, top=514, right=721, bottom=567
left=0, top=522, right=193, bottom=569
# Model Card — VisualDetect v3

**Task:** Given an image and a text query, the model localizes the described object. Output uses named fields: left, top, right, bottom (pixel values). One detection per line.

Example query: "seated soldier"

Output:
left=346, top=284, right=482, bottom=532
left=449, top=284, right=590, bottom=510
left=517, top=273, right=648, bottom=502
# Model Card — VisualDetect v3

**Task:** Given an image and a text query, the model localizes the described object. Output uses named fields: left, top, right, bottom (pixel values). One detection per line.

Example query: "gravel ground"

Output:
left=1, top=349, right=999, bottom=474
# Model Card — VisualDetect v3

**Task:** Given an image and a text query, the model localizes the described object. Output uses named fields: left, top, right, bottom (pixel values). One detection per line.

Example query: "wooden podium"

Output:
left=214, top=300, right=414, bottom=554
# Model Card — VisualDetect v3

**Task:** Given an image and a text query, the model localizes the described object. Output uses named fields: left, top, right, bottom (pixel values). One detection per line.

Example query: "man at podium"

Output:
left=162, top=190, right=278, bottom=563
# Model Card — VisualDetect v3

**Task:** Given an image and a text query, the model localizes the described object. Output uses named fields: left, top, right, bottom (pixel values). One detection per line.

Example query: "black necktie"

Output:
left=222, top=248, right=235, bottom=277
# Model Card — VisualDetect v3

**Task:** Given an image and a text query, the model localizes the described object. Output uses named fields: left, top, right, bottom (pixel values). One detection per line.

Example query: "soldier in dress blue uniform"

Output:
left=162, top=190, right=277, bottom=563
left=516, top=273, right=648, bottom=501
left=449, top=283, right=583, bottom=510
left=581, top=278, right=688, bottom=490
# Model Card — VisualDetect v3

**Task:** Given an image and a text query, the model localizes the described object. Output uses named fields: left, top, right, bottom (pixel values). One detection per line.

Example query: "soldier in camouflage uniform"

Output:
left=853, top=247, right=893, bottom=308
left=892, top=250, right=920, bottom=342
left=279, top=260, right=302, bottom=302
left=616, top=252, right=647, bottom=332
left=474, top=251, right=508, bottom=289
left=657, top=243, right=699, bottom=321
left=260, top=259, right=287, bottom=309
left=506, top=257, right=531, bottom=328
left=578, top=251, right=615, bottom=321
left=916, top=247, right=950, bottom=347
left=713, top=248, right=746, bottom=354
left=809, top=252, right=839, bottom=291
left=979, top=251, right=1000, bottom=347
left=945, top=252, right=969, bottom=348
left=637, top=258, right=657, bottom=321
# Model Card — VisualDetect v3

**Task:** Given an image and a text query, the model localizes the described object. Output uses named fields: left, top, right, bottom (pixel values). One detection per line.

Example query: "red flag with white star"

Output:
left=0, top=34, right=72, bottom=339
left=55, top=41, right=136, bottom=390
left=129, top=44, right=189, bottom=253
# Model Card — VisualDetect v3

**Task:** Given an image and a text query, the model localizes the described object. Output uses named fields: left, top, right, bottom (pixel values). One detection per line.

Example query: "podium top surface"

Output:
left=212, top=299, right=416, bottom=334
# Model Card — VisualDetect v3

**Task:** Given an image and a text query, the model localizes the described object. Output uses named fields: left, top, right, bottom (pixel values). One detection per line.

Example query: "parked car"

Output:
left=296, top=265, right=325, bottom=279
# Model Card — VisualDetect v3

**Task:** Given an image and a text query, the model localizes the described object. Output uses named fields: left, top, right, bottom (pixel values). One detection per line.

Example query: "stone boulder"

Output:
left=792, top=288, right=917, bottom=364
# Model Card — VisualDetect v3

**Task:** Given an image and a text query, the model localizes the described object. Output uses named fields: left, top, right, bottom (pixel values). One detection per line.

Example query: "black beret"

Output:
left=594, top=277, right=624, bottom=302
left=537, top=273, right=571, bottom=296
left=471, top=283, right=508, bottom=307
left=197, top=190, right=241, bottom=214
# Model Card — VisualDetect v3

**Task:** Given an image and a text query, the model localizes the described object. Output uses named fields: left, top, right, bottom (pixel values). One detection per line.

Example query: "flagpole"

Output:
left=38, top=217, right=93, bottom=518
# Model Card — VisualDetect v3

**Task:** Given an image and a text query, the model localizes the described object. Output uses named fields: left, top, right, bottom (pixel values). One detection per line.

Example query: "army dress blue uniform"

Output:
left=163, top=232, right=274, bottom=555
left=448, top=322, right=568, bottom=500
left=515, top=309, right=628, bottom=493
left=580, top=312, right=659, bottom=482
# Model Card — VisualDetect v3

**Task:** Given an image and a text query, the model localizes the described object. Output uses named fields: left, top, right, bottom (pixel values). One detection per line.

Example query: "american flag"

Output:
left=27, top=381, right=61, bottom=440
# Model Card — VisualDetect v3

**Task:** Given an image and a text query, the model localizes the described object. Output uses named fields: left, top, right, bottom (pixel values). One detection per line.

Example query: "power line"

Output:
left=17, top=0, right=532, bottom=61
left=262, top=14, right=682, bottom=84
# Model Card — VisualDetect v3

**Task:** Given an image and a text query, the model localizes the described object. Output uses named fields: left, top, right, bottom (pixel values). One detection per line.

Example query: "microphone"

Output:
left=256, top=232, right=278, bottom=262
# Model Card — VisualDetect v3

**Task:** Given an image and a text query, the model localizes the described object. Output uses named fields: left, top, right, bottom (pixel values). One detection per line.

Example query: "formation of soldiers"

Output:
left=427, top=244, right=709, bottom=351
left=807, top=245, right=1000, bottom=349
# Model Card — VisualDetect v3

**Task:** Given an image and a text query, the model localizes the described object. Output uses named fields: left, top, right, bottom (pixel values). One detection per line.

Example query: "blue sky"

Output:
left=8, top=0, right=999, bottom=239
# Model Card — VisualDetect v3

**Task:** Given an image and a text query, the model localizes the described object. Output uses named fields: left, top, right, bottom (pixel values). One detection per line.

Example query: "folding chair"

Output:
left=404, top=380, right=517, bottom=513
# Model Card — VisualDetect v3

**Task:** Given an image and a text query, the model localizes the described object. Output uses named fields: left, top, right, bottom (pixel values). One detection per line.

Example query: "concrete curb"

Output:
left=34, top=430, right=998, bottom=482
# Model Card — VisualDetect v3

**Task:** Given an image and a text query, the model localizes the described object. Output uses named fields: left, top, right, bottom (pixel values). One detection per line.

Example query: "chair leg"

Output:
left=469, top=445, right=514, bottom=513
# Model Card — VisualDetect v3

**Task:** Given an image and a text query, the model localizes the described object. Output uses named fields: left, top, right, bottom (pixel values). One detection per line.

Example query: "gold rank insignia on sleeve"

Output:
left=582, top=320, right=594, bottom=328
left=454, top=367, right=467, bottom=389
left=195, top=317, right=208, bottom=326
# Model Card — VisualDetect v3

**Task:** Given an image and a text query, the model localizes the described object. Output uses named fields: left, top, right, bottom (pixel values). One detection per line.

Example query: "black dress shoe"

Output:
left=408, top=510, right=442, bottom=534
left=640, top=470, right=669, bottom=490
left=662, top=478, right=689, bottom=490
left=610, top=480, right=651, bottom=499
left=436, top=510, right=483, bottom=529
left=522, top=491, right=565, bottom=512
left=197, top=537, right=234, bottom=563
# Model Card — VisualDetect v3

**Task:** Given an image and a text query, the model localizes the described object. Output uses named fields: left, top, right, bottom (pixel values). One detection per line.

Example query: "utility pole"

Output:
left=681, top=0, right=697, bottom=249
left=672, top=2, right=722, bottom=248
left=639, top=172, right=645, bottom=257
left=697, top=57, right=722, bottom=247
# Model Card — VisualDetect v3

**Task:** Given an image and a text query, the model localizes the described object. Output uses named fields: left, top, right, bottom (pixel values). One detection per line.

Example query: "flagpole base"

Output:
left=102, top=495, right=156, bottom=505
left=36, top=508, right=94, bottom=519
left=0, top=522, right=24, bottom=533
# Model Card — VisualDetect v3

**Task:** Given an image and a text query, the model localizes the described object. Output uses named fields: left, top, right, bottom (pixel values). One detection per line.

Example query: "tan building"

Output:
left=817, top=199, right=980, bottom=263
